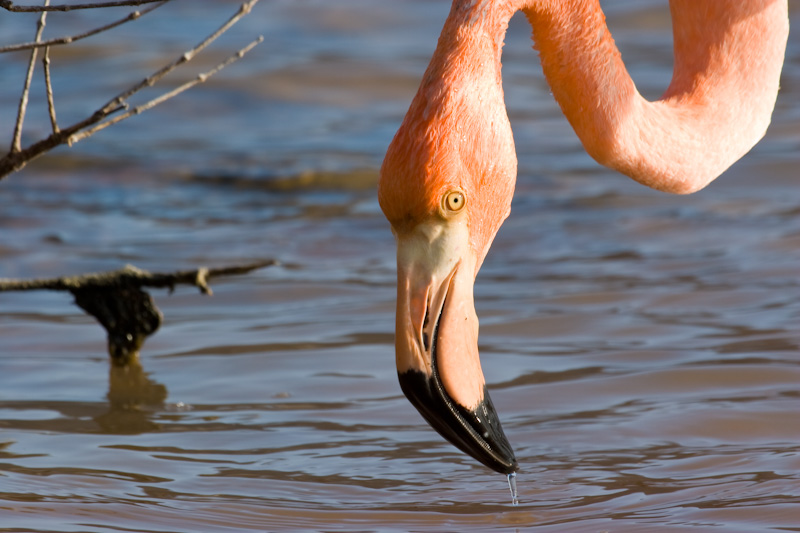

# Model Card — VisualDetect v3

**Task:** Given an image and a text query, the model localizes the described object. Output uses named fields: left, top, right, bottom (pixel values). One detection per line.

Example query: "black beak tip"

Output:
left=495, top=450, right=519, bottom=475
left=398, top=370, right=518, bottom=475
left=469, top=395, right=518, bottom=474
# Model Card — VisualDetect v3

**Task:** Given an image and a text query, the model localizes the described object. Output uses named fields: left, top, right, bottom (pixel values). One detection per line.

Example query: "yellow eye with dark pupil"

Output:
left=444, top=190, right=465, bottom=213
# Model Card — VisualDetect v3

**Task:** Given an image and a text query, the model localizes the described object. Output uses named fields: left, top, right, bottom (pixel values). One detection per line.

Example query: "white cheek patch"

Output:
left=394, top=219, right=474, bottom=374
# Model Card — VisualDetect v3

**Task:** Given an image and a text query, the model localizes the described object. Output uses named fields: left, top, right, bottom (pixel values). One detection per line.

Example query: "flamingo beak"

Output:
left=393, top=221, right=517, bottom=474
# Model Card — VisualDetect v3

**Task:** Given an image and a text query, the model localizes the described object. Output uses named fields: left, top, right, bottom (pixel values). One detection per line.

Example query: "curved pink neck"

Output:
left=443, top=0, right=788, bottom=193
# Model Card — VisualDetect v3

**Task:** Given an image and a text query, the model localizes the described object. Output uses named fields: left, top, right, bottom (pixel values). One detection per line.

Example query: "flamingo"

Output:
left=377, top=0, right=788, bottom=474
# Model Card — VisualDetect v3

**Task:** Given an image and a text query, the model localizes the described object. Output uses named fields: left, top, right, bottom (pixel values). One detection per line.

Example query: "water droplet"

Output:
left=166, top=401, right=192, bottom=412
left=507, top=472, right=519, bottom=506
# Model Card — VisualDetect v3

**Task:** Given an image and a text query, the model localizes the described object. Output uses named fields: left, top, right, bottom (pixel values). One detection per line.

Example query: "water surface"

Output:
left=1, top=1, right=799, bottom=531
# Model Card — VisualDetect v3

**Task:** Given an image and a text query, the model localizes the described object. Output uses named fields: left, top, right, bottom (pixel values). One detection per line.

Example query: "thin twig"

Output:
left=99, top=0, right=260, bottom=117
left=0, top=102, right=126, bottom=177
left=0, top=260, right=278, bottom=295
left=10, top=0, right=49, bottom=154
left=0, top=1, right=169, bottom=54
left=42, top=45, right=59, bottom=133
left=70, top=35, right=263, bottom=144
left=0, top=0, right=163, bottom=12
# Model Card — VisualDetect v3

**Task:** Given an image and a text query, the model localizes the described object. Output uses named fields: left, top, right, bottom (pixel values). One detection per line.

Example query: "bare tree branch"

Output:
left=0, top=1, right=168, bottom=54
left=42, top=44, right=59, bottom=133
left=0, top=0, right=262, bottom=179
left=70, top=35, right=263, bottom=144
left=103, top=0, right=260, bottom=111
left=0, top=260, right=278, bottom=295
left=0, top=102, right=126, bottom=177
left=10, top=0, right=48, bottom=154
left=0, top=0, right=164, bottom=12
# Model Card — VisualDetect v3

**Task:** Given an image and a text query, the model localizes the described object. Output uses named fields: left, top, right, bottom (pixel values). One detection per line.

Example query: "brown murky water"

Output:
left=1, top=1, right=799, bottom=531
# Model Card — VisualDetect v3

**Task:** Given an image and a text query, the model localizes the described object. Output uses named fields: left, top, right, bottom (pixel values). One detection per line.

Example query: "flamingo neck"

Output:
left=520, top=0, right=787, bottom=193
left=418, top=0, right=787, bottom=194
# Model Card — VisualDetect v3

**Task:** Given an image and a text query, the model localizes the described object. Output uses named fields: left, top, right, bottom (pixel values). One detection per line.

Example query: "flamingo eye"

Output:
left=443, top=190, right=466, bottom=214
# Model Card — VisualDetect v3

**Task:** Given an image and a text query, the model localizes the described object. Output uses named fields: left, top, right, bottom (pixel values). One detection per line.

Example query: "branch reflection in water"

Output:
left=96, top=357, right=169, bottom=434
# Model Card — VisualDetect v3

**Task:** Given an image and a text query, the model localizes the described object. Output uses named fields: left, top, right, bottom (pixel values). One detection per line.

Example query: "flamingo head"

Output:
left=378, top=70, right=518, bottom=474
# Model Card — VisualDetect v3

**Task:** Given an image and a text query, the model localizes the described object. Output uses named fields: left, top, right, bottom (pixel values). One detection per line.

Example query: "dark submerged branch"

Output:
left=0, top=260, right=278, bottom=364
left=0, top=260, right=278, bottom=295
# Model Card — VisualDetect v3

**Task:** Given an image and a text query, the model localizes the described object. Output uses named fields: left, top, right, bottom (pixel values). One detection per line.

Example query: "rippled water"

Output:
left=1, top=1, right=799, bottom=531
